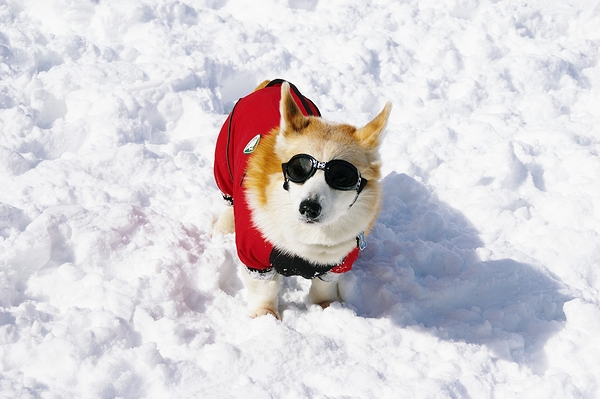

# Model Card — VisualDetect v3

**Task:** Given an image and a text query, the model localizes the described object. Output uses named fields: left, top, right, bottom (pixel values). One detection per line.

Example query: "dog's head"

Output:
left=275, top=82, right=392, bottom=227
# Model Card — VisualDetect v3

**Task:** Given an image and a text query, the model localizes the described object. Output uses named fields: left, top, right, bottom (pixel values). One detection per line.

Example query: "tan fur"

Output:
left=243, top=128, right=281, bottom=207
left=354, top=103, right=393, bottom=150
left=254, top=80, right=271, bottom=91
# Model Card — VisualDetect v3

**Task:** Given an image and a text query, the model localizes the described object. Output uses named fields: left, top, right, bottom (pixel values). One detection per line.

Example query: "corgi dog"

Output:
left=213, top=79, right=391, bottom=319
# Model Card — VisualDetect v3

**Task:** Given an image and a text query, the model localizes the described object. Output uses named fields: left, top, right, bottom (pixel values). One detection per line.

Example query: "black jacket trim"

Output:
left=269, top=247, right=335, bottom=279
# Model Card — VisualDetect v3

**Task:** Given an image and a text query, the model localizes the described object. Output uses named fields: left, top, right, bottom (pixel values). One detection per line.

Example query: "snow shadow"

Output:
left=344, top=172, right=570, bottom=365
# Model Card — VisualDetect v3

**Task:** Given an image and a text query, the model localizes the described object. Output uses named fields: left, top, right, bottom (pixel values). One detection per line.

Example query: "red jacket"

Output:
left=214, top=80, right=359, bottom=279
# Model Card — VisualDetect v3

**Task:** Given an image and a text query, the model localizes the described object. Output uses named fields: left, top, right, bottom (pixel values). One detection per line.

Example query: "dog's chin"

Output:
left=299, top=217, right=320, bottom=225
left=297, top=213, right=337, bottom=226
left=297, top=214, right=320, bottom=224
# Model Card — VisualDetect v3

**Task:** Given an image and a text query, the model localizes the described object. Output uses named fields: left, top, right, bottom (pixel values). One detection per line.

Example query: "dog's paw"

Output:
left=317, top=301, right=334, bottom=309
left=212, top=206, right=234, bottom=236
left=309, top=278, right=340, bottom=307
left=250, top=307, right=281, bottom=320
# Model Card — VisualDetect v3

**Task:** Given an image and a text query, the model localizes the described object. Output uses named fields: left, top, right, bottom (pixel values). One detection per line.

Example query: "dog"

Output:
left=213, top=79, right=391, bottom=319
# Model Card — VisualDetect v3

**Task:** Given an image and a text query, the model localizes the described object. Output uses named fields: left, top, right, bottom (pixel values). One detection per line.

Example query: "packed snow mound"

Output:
left=1, top=0, right=600, bottom=398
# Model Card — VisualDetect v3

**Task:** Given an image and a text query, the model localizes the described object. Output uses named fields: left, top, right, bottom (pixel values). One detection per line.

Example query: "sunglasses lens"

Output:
left=327, top=161, right=359, bottom=189
left=286, top=156, right=314, bottom=182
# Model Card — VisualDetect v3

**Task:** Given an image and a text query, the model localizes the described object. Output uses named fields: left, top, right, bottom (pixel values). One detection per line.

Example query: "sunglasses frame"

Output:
left=281, top=154, right=368, bottom=193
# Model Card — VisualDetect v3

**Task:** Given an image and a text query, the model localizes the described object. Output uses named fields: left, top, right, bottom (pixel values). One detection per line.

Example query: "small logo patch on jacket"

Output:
left=243, top=134, right=261, bottom=154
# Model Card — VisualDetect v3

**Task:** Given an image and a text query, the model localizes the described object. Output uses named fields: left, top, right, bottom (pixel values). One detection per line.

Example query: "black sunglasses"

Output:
left=282, top=154, right=368, bottom=192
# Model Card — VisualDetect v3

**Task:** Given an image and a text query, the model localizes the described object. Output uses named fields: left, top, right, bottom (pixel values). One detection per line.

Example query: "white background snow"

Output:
left=1, top=0, right=600, bottom=397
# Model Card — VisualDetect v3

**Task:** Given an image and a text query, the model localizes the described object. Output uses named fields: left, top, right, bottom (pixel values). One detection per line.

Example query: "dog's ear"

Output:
left=280, top=82, right=309, bottom=134
left=354, top=102, right=392, bottom=149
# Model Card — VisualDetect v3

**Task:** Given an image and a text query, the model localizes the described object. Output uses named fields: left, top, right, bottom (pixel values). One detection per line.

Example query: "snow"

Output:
left=1, top=0, right=600, bottom=397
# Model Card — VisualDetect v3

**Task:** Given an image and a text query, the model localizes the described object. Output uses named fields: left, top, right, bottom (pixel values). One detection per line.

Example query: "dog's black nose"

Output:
left=299, top=200, right=321, bottom=220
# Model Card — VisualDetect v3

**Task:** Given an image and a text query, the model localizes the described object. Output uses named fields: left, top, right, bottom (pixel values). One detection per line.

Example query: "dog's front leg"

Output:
left=309, top=274, right=341, bottom=308
left=241, top=267, right=281, bottom=319
left=212, top=205, right=234, bottom=236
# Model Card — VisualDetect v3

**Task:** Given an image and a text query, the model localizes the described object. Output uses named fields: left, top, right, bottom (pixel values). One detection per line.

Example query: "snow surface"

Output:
left=1, top=0, right=600, bottom=397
